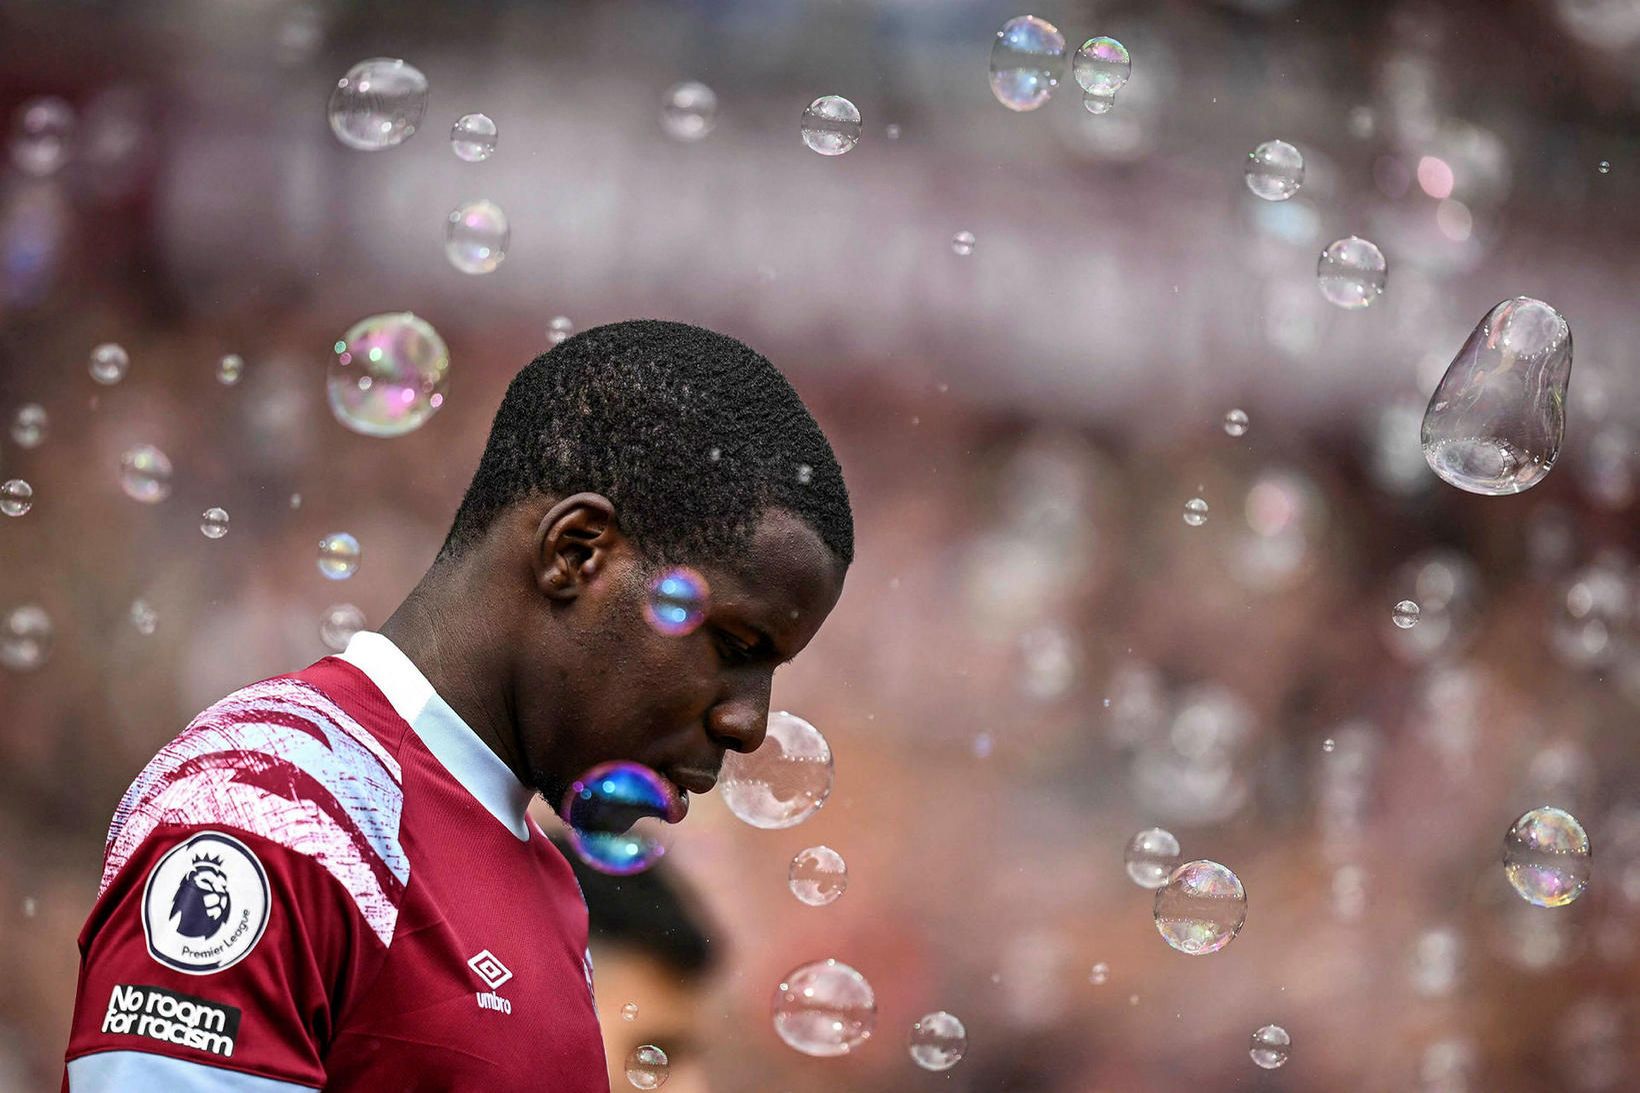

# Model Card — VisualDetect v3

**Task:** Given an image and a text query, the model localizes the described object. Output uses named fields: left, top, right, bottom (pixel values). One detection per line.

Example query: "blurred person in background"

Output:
left=557, top=836, right=721, bottom=1093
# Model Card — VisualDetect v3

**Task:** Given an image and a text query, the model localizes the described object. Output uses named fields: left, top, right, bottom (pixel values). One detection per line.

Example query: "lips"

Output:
left=663, top=769, right=718, bottom=823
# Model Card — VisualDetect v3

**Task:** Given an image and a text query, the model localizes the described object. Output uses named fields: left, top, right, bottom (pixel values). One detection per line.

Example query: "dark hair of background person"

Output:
left=438, top=319, right=855, bottom=568
left=553, top=836, right=721, bottom=980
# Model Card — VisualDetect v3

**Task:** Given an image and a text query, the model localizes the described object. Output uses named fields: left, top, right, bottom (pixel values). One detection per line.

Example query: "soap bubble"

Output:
left=10, top=404, right=47, bottom=449
left=644, top=567, right=709, bottom=636
left=1153, top=859, right=1246, bottom=955
left=951, top=230, right=976, bottom=256
left=908, top=1011, right=966, bottom=1072
left=1183, top=497, right=1209, bottom=526
left=547, top=316, right=575, bottom=345
left=118, top=444, right=173, bottom=503
left=771, top=958, right=876, bottom=1057
left=624, top=1044, right=668, bottom=1089
left=327, top=58, right=427, bottom=151
left=1, top=480, right=32, bottom=517
left=1088, top=961, right=1109, bottom=985
left=318, top=532, right=361, bottom=580
left=328, top=312, right=450, bottom=438
left=621, top=1002, right=639, bottom=1022
left=216, top=354, right=243, bottom=385
left=1249, top=1024, right=1291, bottom=1069
left=989, top=16, right=1065, bottom=112
left=1082, top=91, right=1116, bottom=114
left=1245, top=140, right=1304, bottom=201
left=1, top=605, right=52, bottom=671
left=1421, top=297, right=1571, bottom=496
left=661, top=81, right=717, bottom=141
left=449, top=113, right=497, bottom=162
left=319, top=603, right=365, bottom=652
left=720, top=710, right=833, bottom=829
left=445, top=198, right=509, bottom=274
left=1316, top=236, right=1387, bottom=309
left=1503, top=806, right=1590, bottom=908
left=1072, top=37, right=1130, bottom=96
left=561, top=761, right=677, bottom=876
left=789, top=845, right=848, bottom=906
left=1223, top=409, right=1249, bottom=437
left=1597, top=159, right=1610, bottom=174
left=10, top=97, right=75, bottom=176
left=799, top=95, right=861, bottom=156
left=1124, top=827, right=1182, bottom=889
left=199, top=507, right=229, bottom=539
left=129, top=599, right=157, bottom=636
left=89, top=343, right=129, bottom=385
left=1393, top=600, right=1421, bottom=628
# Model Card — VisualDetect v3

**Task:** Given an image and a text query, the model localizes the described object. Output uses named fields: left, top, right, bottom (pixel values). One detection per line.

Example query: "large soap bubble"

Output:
left=328, top=312, right=450, bottom=438
left=719, top=710, right=833, bottom=829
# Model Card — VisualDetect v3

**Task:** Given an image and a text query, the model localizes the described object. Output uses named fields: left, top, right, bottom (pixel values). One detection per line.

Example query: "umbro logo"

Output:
left=467, top=949, right=513, bottom=1014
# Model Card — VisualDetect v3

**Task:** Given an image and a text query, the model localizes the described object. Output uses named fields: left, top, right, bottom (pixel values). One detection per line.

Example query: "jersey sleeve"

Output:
left=64, top=678, right=409, bottom=1090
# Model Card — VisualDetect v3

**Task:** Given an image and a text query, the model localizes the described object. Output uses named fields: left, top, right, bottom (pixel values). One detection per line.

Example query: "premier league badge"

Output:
left=142, top=831, right=270, bottom=975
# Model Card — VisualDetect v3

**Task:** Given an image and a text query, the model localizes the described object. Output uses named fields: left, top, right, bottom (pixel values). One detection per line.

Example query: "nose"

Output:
left=707, top=678, right=771, bottom=754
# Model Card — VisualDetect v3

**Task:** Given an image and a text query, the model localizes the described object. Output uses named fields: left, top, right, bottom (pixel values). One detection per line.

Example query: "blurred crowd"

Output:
left=3, top=0, right=1639, bottom=1089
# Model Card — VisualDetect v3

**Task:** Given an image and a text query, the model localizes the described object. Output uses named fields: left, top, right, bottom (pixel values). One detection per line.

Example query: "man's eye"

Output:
left=713, top=630, right=753, bottom=664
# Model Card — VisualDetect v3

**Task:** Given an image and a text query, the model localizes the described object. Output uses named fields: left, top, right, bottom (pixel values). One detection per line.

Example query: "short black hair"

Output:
left=440, top=320, right=853, bottom=566
left=553, top=837, right=720, bottom=980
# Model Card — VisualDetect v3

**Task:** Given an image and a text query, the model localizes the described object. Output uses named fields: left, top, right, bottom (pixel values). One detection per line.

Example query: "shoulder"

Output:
left=102, top=674, right=410, bottom=944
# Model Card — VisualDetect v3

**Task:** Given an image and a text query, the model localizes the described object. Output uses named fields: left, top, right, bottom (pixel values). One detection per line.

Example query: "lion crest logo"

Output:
left=169, top=853, right=232, bottom=939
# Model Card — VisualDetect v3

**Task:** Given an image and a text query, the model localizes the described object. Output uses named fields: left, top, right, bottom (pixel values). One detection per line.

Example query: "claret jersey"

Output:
left=64, top=631, right=609, bottom=1091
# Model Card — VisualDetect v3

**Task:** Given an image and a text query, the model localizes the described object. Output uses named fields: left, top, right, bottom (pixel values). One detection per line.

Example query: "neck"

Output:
left=380, top=561, right=531, bottom=789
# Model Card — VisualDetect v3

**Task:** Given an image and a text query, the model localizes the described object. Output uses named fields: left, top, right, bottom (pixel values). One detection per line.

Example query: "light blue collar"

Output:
left=339, top=630, right=533, bottom=841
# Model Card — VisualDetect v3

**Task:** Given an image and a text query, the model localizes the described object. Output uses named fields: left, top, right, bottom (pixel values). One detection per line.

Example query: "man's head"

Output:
left=435, top=320, right=851, bottom=812
left=555, top=837, right=720, bottom=1091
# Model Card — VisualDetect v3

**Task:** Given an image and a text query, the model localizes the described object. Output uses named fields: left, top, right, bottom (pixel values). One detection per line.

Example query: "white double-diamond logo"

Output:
left=466, top=949, right=513, bottom=991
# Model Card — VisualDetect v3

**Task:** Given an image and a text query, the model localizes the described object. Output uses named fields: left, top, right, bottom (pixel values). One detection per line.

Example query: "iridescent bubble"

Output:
left=1082, top=90, right=1116, bottom=114
left=216, top=354, right=243, bottom=385
left=1223, top=409, right=1249, bottom=437
left=771, top=958, right=876, bottom=1057
left=951, top=230, right=976, bottom=256
left=327, top=312, right=450, bottom=438
left=799, top=95, right=861, bottom=156
left=118, top=444, right=173, bottom=503
left=547, top=316, right=575, bottom=345
left=1124, top=827, right=1182, bottom=889
left=199, top=507, right=229, bottom=539
left=129, top=598, right=157, bottom=636
left=720, top=710, right=833, bottom=829
left=1153, top=859, right=1246, bottom=955
left=1316, top=236, right=1387, bottom=310
left=1183, top=497, right=1209, bottom=526
left=644, top=567, right=709, bottom=636
left=1244, top=140, right=1305, bottom=201
left=1249, top=1024, right=1291, bottom=1069
left=10, top=96, right=75, bottom=176
left=1072, top=37, right=1130, bottom=96
left=1393, top=599, right=1421, bottom=628
left=561, top=761, right=678, bottom=876
left=789, top=845, right=848, bottom=907
left=989, top=16, right=1065, bottom=112
left=1, top=604, right=52, bottom=671
left=327, top=58, right=428, bottom=151
left=445, top=198, right=509, bottom=274
left=621, top=1002, right=639, bottom=1022
left=1421, top=297, right=1571, bottom=496
left=450, top=112, right=497, bottom=162
left=908, top=1011, right=966, bottom=1072
left=1088, top=961, right=1109, bottom=985
left=89, top=343, right=129, bottom=385
left=10, top=404, right=47, bottom=449
left=625, top=1044, right=668, bottom=1089
left=1503, top=806, right=1590, bottom=908
left=318, top=532, right=361, bottom=580
left=1597, top=160, right=1610, bottom=174
left=661, top=81, right=717, bottom=142
left=319, top=603, right=365, bottom=653
left=1, top=479, right=32, bottom=517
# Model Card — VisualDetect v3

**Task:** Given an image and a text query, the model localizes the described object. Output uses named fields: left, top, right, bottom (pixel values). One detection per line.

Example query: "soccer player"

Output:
left=556, top=837, right=721, bottom=1092
left=63, top=320, right=853, bottom=1091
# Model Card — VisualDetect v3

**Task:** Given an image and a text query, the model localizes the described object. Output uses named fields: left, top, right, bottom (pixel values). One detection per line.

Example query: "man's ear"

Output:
left=535, top=493, right=621, bottom=601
